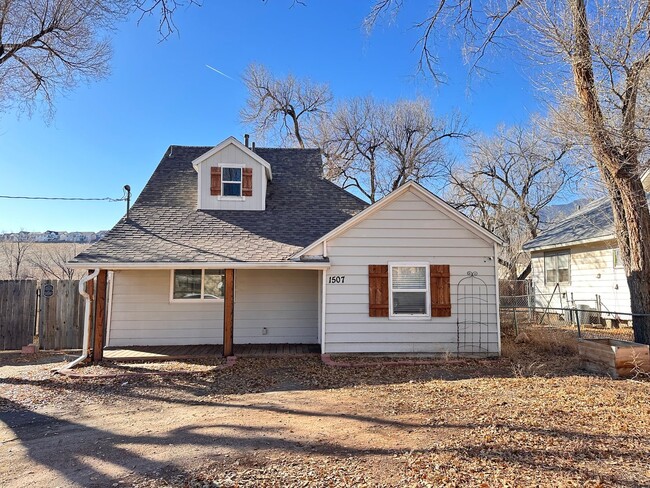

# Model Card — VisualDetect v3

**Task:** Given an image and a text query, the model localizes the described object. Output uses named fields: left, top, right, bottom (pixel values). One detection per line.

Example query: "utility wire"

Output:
left=0, top=192, right=128, bottom=202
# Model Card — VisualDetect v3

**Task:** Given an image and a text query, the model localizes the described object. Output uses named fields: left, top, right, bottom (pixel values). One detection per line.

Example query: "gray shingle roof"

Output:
left=71, top=146, right=368, bottom=264
left=523, top=196, right=616, bottom=250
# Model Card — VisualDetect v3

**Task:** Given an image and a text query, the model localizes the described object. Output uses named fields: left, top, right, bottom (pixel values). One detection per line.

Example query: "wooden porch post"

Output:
left=92, top=270, right=108, bottom=363
left=223, top=269, right=235, bottom=357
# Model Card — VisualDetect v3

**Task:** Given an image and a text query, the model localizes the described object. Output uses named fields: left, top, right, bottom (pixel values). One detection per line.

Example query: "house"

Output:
left=44, top=230, right=60, bottom=242
left=522, top=184, right=650, bottom=316
left=69, top=136, right=502, bottom=357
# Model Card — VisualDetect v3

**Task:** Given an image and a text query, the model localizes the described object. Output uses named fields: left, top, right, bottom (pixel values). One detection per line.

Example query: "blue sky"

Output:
left=0, top=1, right=538, bottom=232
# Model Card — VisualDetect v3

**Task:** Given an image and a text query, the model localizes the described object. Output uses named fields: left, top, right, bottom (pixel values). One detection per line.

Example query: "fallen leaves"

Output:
left=1, top=333, right=649, bottom=487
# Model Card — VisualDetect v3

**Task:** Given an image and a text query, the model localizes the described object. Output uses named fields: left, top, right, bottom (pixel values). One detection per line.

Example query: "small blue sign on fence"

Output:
left=43, top=283, right=54, bottom=298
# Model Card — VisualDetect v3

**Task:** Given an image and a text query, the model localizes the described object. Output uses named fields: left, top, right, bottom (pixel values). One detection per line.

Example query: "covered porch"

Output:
left=104, top=343, right=321, bottom=362
left=85, top=264, right=328, bottom=363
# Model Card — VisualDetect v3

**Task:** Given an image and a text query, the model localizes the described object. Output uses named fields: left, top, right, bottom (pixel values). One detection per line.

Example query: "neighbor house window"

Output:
left=389, top=263, right=430, bottom=317
left=171, top=269, right=225, bottom=300
left=544, top=251, right=570, bottom=284
left=221, top=167, right=242, bottom=196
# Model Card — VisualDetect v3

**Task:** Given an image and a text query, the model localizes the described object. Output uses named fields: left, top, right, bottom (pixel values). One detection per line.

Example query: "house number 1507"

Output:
left=328, top=276, right=345, bottom=284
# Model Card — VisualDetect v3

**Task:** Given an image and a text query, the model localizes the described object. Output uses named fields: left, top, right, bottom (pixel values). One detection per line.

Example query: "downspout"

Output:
left=105, top=271, right=115, bottom=346
left=59, top=269, right=99, bottom=371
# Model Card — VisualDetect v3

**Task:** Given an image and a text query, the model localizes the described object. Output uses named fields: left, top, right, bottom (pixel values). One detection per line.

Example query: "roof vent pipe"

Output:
left=252, top=141, right=256, bottom=152
left=244, top=134, right=250, bottom=147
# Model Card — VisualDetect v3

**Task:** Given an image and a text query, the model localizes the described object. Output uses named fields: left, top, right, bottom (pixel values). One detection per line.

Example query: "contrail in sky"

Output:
left=205, top=64, right=234, bottom=80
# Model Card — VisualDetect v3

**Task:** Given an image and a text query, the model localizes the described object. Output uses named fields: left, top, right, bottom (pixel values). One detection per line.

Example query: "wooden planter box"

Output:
left=578, top=339, right=650, bottom=378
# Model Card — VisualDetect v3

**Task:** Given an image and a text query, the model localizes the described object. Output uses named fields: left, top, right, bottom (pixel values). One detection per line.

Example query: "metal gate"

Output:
left=456, top=271, right=490, bottom=356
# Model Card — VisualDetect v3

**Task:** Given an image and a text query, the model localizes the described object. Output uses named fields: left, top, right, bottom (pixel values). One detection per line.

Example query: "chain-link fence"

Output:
left=499, top=280, right=533, bottom=309
left=499, top=279, right=639, bottom=341
left=500, top=305, right=637, bottom=341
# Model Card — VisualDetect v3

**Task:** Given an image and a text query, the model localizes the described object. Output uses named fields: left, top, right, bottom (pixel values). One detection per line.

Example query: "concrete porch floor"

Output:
left=103, top=344, right=321, bottom=361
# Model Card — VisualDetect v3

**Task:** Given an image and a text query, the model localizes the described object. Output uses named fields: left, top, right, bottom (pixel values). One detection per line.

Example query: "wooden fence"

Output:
left=0, top=280, right=38, bottom=350
left=38, top=280, right=85, bottom=350
left=0, top=279, right=85, bottom=350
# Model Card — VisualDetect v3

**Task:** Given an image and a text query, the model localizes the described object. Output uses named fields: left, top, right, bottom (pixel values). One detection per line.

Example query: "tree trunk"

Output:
left=570, top=0, right=650, bottom=344
left=594, top=159, right=650, bottom=344
left=291, top=113, right=305, bottom=148
left=614, top=173, right=650, bottom=344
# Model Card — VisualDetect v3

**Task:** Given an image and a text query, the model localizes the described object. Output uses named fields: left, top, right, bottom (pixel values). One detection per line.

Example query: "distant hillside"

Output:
left=0, top=230, right=107, bottom=244
left=539, top=198, right=592, bottom=228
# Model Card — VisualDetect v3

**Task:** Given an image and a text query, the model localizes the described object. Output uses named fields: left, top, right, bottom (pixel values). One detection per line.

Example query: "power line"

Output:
left=0, top=194, right=127, bottom=202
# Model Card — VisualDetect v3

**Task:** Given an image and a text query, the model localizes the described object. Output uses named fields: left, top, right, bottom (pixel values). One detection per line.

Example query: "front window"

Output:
left=172, top=269, right=225, bottom=300
left=389, top=264, right=430, bottom=317
left=222, top=167, right=242, bottom=196
left=544, top=251, right=570, bottom=284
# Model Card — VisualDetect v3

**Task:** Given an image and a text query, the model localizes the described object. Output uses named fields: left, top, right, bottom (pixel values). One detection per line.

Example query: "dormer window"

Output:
left=198, top=138, right=265, bottom=209
left=222, top=167, right=242, bottom=196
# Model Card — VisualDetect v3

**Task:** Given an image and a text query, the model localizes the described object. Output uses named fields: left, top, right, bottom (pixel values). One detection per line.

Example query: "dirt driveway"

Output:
left=1, top=346, right=649, bottom=487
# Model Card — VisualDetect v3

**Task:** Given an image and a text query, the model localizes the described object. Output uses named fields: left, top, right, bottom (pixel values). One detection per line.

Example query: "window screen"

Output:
left=391, top=265, right=428, bottom=315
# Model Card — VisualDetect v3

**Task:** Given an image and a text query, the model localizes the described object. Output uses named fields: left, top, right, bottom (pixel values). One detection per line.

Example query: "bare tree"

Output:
left=447, top=120, right=580, bottom=279
left=0, top=0, right=130, bottom=115
left=241, top=63, right=332, bottom=148
left=321, top=97, right=464, bottom=202
left=366, top=0, right=650, bottom=344
left=319, top=97, right=384, bottom=201
left=0, top=234, right=33, bottom=279
left=382, top=99, right=465, bottom=192
left=134, top=0, right=200, bottom=39
left=28, top=244, right=84, bottom=280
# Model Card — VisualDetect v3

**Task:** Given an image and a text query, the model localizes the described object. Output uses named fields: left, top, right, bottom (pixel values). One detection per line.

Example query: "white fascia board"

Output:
left=67, top=261, right=330, bottom=270
left=293, top=181, right=502, bottom=259
left=524, top=234, right=616, bottom=252
left=191, top=136, right=273, bottom=180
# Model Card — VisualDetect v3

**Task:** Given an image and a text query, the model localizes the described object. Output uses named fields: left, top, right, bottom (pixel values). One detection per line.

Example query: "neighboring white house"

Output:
left=70, top=136, right=502, bottom=356
left=522, top=174, right=650, bottom=316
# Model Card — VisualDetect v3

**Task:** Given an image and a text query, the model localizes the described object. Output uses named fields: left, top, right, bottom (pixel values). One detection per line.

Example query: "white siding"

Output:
left=108, top=270, right=223, bottom=346
left=197, top=143, right=267, bottom=211
left=530, top=240, right=630, bottom=315
left=107, top=269, right=318, bottom=347
left=323, top=188, right=499, bottom=355
left=234, top=269, right=318, bottom=343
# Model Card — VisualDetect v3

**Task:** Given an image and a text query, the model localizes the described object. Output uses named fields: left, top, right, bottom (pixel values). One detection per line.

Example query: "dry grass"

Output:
left=0, top=242, right=87, bottom=280
left=501, top=327, right=580, bottom=377
left=1, top=337, right=649, bottom=487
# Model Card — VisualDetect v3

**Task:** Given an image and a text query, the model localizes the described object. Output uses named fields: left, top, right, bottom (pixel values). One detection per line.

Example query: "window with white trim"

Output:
left=544, top=251, right=570, bottom=284
left=221, top=167, right=242, bottom=196
left=172, top=269, right=224, bottom=300
left=389, top=264, right=430, bottom=317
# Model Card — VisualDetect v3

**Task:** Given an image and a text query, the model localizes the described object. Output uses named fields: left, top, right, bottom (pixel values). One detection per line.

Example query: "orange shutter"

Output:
left=242, top=167, right=253, bottom=197
left=430, top=264, right=451, bottom=317
left=368, top=265, right=389, bottom=317
left=210, top=167, right=222, bottom=196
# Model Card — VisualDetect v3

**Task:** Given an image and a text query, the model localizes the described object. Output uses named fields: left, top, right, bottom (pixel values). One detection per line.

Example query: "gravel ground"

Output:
left=1, top=335, right=649, bottom=487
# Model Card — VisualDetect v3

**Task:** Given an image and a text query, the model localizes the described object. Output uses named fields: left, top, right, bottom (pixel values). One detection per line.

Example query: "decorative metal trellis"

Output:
left=456, top=271, right=490, bottom=356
